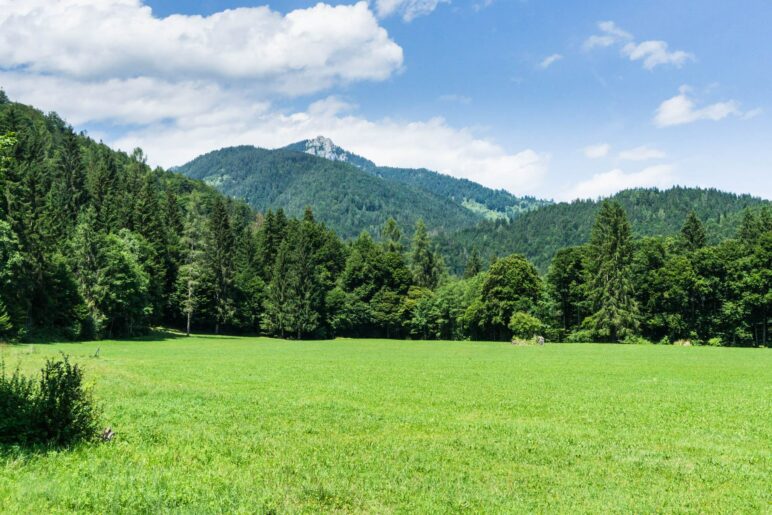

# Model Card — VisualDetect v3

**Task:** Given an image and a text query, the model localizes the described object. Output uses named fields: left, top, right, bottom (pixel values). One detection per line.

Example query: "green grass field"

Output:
left=1, top=336, right=770, bottom=513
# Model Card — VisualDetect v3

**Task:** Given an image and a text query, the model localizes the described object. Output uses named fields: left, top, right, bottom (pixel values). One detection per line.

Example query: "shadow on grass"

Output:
left=0, top=438, right=103, bottom=461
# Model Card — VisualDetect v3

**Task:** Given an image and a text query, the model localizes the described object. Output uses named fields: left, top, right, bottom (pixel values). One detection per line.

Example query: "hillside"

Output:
left=177, top=145, right=481, bottom=238
left=440, top=187, right=770, bottom=272
left=286, top=136, right=550, bottom=220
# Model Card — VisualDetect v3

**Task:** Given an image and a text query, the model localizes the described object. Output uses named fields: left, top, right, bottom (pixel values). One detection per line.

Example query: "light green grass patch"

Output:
left=1, top=337, right=770, bottom=513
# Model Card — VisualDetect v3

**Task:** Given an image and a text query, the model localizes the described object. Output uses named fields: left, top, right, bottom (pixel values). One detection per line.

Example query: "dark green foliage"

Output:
left=584, top=201, right=639, bottom=342
left=465, top=254, right=542, bottom=341
left=0, top=355, right=100, bottom=447
left=463, top=248, right=482, bottom=278
left=546, top=246, right=589, bottom=332
left=1, top=96, right=769, bottom=346
left=410, top=219, right=444, bottom=289
left=176, top=146, right=481, bottom=238
left=441, top=187, right=769, bottom=273
left=680, top=210, right=706, bottom=251
left=284, top=137, right=550, bottom=219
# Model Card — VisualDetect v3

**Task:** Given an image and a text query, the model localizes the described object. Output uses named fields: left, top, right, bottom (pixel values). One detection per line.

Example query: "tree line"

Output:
left=1, top=97, right=769, bottom=345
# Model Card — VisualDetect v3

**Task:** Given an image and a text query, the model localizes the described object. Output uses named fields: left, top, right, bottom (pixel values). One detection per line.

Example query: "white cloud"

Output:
left=622, top=41, right=694, bottom=70
left=559, top=164, right=675, bottom=201
left=539, top=54, right=563, bottom=69
left=0, top=0, right=403, bottom=95
left=583, top=21, right=632, bottom=50
left=654, top=86, right=744, bottom=127
left=105, top=96, right=549, bottom=194
left=0, top=0, right=549, bottom=196
left=583, top=143, right=611, bottom=159
left=373, top=0, right=448, bottom=21
left=618, top=145, right=666, bottom=161
left=585, top=21, right=693, bottom=70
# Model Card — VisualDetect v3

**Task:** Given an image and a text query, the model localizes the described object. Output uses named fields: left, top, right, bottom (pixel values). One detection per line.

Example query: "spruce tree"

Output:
left=381, top=217, right=402, bottom=253
left=464, top=248, right=482, bottom=278
left=585, top=200, right=639, bottom=342
left=175, top=194, right=207, bottom=335
left=410, top=219, right=441, bottom=289
left=680, top=210, right=706, bottom=251
left=206, top=197, right=235, bottom=334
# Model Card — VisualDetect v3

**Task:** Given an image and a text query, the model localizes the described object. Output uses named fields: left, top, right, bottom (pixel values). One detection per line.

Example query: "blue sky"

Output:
left=1, top=0, right=769, bottom=200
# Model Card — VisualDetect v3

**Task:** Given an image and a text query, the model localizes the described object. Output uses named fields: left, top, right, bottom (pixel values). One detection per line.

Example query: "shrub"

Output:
left=706, top=337, right=723, bottom=347
left=565, top=329, right=594, bottom=343
left=0, top=354, right=100, bottom=447
left=0, top=363, right=37, bottom=444
left=622, top=335, right=654, bottom=345
left=508, top=312, right=544, bottom=340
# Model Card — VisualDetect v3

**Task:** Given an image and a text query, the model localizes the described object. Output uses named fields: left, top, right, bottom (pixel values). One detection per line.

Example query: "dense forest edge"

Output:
left=1, top=93, right=770, bottom=346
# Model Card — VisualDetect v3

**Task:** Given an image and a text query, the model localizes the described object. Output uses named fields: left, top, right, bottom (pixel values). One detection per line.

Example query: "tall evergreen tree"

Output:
left=585, top=200, right=640, bottom=341
left=463, top=248, right=482, bottom=278
left=206, top=197, right=235, bottom=334
left=410, top=219, right=442, bottom=289
left=175, top=193, right=208, bottom=335
left=680, top=210, right=706, bottom=251
left=381, top=217, right=403, bottom=253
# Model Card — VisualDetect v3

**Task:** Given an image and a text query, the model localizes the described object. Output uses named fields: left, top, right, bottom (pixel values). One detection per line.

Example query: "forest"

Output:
left=1, top=95, right=770, bottom=346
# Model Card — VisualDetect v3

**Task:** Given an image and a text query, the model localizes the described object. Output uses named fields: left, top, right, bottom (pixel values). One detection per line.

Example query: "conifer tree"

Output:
left=381, top=217, right=402, bottom=253
left=585, top=200, right=639, bottom=341
left=410, top=219, right=442, bottom=289
left=175, top=193, right=207, bottom=335
left=463, top=248, right=482, bottom=278
left=206, top=197, right=235, bottom=334
left=680, top=210, right=706, bottom=251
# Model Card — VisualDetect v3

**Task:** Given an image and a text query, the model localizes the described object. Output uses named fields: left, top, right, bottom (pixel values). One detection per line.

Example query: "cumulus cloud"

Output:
left=0, top=0, right=549, bottom=195
left=108, top=96, right=549, bottom=194
left=622, top=41, right=693, bottom=70
left=539, top=54, right=563, bottom=69
left=583, top=143, right=611, bottom=159
left=584, top=21, right=693, bottom=70
left=373, top=0, right=448, bottom=21
left=618, top=145, right=666, bottom=161
left=559, top=164, right=675, bottom=201
left=0, top=0, right=403, bottom=95
left=654, top=86, right=745, bottom=127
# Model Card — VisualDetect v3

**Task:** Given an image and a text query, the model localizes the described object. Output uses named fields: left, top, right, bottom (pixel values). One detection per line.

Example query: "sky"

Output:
left=0, top=0, right=770, bottom=201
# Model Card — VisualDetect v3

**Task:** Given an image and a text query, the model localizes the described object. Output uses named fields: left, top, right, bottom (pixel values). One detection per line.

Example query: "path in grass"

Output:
left=1, top=337, right=770, bottom=513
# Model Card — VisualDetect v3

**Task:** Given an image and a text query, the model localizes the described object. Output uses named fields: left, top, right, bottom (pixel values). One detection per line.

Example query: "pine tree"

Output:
left=463, top=248, right=482, bottom=278
left=381, top=217, right=402, bottom=253
left=680, top=210, right=706, bottom=251
left=206, top=197, right=235, bottom=334
left=585, top=200, right=640, bottom=342
left=175, top=194, right=207, bottom=335
left=410, top=219, right=441, bottom=289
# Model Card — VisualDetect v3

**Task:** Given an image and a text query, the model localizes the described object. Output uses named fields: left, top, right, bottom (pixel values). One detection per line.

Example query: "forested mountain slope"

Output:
left=0, top=97, right=251, bottom=339
left=177, top=145, right=481, bottom=238
left=286, top=136, right=550, bottom=220
left=440, top=187, right=770, bottom=272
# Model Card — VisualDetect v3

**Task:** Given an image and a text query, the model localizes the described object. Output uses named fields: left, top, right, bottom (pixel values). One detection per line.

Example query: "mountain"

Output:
left=439, top=186, right=770, bottom=273
left=176, top=145, right=481, bottom=238
left=285, top=136, right=550, bottom=220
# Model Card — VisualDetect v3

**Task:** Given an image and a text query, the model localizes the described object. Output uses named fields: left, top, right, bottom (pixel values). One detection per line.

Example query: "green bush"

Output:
left=508, top=312, right=544, bottom=339
left=0, top=363, right=37, bottom=443
left=565, top=329, right=594, bottom=343
left=622, top=335, right=654, bottom=345
left=0, top=355, right=100, bottom=447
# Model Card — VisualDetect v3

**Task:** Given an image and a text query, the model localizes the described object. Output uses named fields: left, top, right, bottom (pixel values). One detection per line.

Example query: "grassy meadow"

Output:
left=1, top=336, right=770, bottom=513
